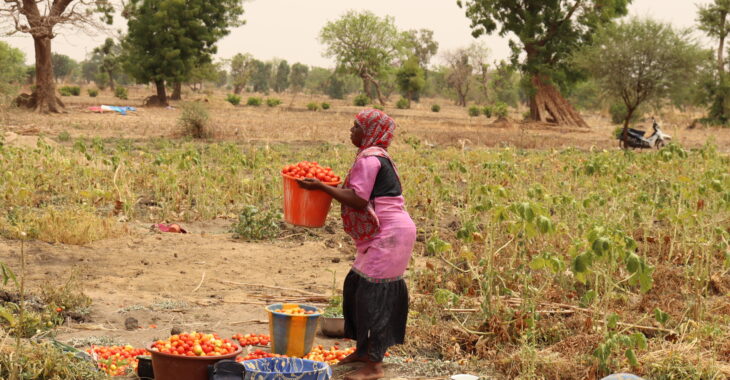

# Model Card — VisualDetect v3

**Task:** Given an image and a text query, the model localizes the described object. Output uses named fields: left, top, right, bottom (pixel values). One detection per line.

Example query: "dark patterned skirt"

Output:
left=342, top=269, right=409, bottom=362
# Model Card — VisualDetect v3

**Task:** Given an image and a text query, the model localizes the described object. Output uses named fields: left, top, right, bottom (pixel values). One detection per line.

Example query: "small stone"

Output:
left=170, top=326, right=183, bottom=335
left=331, top=258, right=341, bottom=263
left=124, top=317, right=140, bottom=331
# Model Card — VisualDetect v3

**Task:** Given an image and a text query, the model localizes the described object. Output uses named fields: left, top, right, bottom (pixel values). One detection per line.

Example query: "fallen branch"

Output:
left=192, top=271, right=206, bottom=292
left=230, top=319, right=268, bottom=325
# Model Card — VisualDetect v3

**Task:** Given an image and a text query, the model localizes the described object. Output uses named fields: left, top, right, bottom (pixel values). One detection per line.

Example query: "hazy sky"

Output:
left=0, top=0, right=714, bottom=67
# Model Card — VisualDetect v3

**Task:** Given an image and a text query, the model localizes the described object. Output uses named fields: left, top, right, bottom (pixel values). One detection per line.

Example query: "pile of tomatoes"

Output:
left=282, top=161, right=341, bottom=183
left=303, top=345, right=356, bottom=365
left=232, top=333, right=270, bottom=347
left=236, top=348, right=285, bottom=362
left=86, top=345, right=149, bottom=377
left=272, top=306, right=318, bottom=315
left=150, top=332, right=238, bottom=357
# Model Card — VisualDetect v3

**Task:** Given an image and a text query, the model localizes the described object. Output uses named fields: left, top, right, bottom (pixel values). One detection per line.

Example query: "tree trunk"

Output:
left=171, top=81, right=182, bottom=100
left=620, top=105, right=636, bottom=149
left=107, top=69, right=115, bottom=91
left=361, top=76, right=371, bottom=99
left=370, top=78, right=386, bottom=106
left=155, top=80, right=169, bottom=106
left=234, top=84, right=243, bottom=94
left=719, top=14, right=726, bottom=74
left=30, top=36, right=62, bottom=113
left=529, top=75, right=588, bottom=128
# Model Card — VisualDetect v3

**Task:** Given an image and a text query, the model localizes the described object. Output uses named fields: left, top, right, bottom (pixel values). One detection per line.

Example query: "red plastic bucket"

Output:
left=147, top=343, right=242, bottom=380
left=282, top=173, right=341, bottom=228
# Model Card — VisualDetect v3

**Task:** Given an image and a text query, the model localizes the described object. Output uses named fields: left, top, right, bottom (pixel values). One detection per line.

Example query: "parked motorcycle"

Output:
left=617, top=118, right=671, bottom=149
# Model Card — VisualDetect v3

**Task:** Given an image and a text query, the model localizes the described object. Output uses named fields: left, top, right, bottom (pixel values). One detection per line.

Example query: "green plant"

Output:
left=431, top=104, right=440, bottom=112
left=0, top=340, right=107, bottom=379
left=306, top=102, right=319, bottom=111
left=226, top=94, right=241, bottom=106
left=266, top=98, right=282, bottom=107
left=353, top=94, right=370, bottom=106
left=114, top=86, right=128, bottom=100
left=468, top=105, right=481, bottom=117
left=321, top=102, right=330, bottom=110
left=609, top=102, right=641, bottom=125
left=231, top=206, right=281, bottom=240
left=592, top=313, right=647, bottom=376
left=87, top=88, right=98, bottom=97
left=57, top=131, right=71, bottom=142
left=493, top=102, right=509, bottom=118
left=482, top=105, right=493, bottom=118
left=396, top=97, right=410, bottom=109
left=178, top=102, right=210, bottom=138
left=58, top=86, right=74, bottom=97
left=371, top=104, right=384, bottom=111
left=247, top=96, right=262, bottom=106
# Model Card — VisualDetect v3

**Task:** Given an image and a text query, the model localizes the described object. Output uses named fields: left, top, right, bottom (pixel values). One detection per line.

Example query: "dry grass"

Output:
left=0, top=208, right=123, bottom=245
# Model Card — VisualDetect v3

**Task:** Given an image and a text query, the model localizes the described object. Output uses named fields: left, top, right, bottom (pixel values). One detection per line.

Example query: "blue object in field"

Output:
left=242, top=357, right=332, bottom=380
left=101, top=105, right=137, bottom=115
left=601, top=374, right=644, bottom=380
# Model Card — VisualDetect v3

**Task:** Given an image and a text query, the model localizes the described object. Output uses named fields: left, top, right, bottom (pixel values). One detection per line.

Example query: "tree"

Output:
left=92, top=38, right=121, bottom=90
left=458, top=0, right=630, bottom=127
left=697, top=0, right=730, bottom=123
left=320, top=10, right=404, bottom=105
left=123, top=0, right=245, bottom=106
left=1, top=0, right=113, bottom=112
left=188, top=62, right=221, bottom=91
left=403, top=29, right=439, bottom=69
left=230, top=53, right=254, bottom=94
left=490, top=60, right=521, bottom=107
left=575, top=18, right=705, bottom=142
left=468, top=42, right=490, bottom=102
left=396, top=56, right=425, bottom=106
left=274, top=60, right=290, bottom=93
left=51, top=53, right=78, bottom=83
left=0, top=41, right=25, bottom=101
left=250, top=60, right=271, bottom=93
left=444, top=47, right=473, bottom=107
left=289, top=63, right=309, bottom=93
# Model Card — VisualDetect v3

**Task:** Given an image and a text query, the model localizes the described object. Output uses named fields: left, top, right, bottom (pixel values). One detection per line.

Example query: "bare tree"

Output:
left=444, top=47, right=473, bottom=107
left=1, top=0, right=113, bottom=112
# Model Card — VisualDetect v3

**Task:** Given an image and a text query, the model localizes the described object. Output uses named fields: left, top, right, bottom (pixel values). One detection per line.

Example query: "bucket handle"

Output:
left=208, top=359, right=245, bottom=379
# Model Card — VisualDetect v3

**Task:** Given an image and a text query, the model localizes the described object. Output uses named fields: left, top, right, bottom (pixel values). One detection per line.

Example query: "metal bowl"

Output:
left=319, top=316, right=345, bottom=338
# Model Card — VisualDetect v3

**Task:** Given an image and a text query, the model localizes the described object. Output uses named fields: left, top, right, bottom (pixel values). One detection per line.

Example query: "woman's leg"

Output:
left=340, top=270, right=369, bottom=365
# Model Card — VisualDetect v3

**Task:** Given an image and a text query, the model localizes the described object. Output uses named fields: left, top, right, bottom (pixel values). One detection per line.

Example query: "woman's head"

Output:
left=351, top=109, right=396, bottom=150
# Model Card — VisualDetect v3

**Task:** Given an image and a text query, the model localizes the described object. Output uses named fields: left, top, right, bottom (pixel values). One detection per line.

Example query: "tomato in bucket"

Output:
left=282, top=162, right=341, bottom=228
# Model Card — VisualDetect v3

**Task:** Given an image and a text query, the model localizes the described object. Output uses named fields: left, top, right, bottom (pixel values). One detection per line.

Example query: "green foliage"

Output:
left=468, top=105, right=481, bottom=117
left=87, top=88, right=99, bottom=97
left=371, top=104, right=384, bottom=111
left=51, top=53, right=78, bottom=82
left=0, top=341, right=107, bottom=379
left=396, top=97, right=410, bottom=109
left=431, top=104, right=441, bottom=112
left=230, top=53, right=254, bottom=94
left=325, top=73, right=346, bottom=99
left=576, top=18, right=706, bottom=127
left=323, top=295, right=343, bottom=318
left=226, top=94, right=241, bottom=106
left=492, top=102, right=509, bottom=118
left=482, top=105, right=492, bottom=118
left=247, top=97, right=262, bottom=106
left=0, top=41, right=26, bottom=102
left=266, top=98, right=282, bottom=107
left=321, top=102, right=330, bottom=110
left=396, top=56, right=426, bottom=101
left=609, top=102, right=642, bottom=125
left=569, top=80, right=604, bottom=111
left=58, top=86, right=80, bottom=97
left=251, top=59, right=272, bottom=93
left=122, top=0, right=245, bottom=99
left=306, top=102, right=319, bottom=111
left=231, top=206, right=281, bottom=241
left=114, top=86, right=127, bottom=100
left=402, top=29, right=439, bottom=69
left=57, top=132, right=71, bottom=142
left=353, top=94, right=371, bottom=106
left=289, top=63, right=309, bottom=92
left=178, top=102, right=210, bottom=139
left=93, top=38, right=122, bottom=90
left=593, top=313, right=648, bottom=376
left=489, top=60, right=521, bottom=107
left=273, top=60, right=290, bottom=93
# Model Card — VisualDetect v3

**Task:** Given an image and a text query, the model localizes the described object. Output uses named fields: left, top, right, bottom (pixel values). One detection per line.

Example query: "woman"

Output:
left=297, top=109, right=416, bottom=380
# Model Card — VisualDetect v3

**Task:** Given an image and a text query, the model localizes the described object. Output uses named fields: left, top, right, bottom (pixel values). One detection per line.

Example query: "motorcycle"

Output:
left=617, top=118, right=672, bottom=149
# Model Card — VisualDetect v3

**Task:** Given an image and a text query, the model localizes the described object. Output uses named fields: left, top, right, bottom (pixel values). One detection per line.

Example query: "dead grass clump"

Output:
left=642, top=342, right=730, bottom=379
left=0, top=337, right=106, bottom=379
left=179, top=102, right=211, bottom=139
left=0, top=208, right=122, bottom=245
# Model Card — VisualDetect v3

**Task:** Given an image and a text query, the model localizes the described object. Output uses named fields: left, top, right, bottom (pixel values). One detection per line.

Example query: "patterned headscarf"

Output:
left=341, top=109, right=401, bottom=241
left=355, top=108, right=396, bottom=151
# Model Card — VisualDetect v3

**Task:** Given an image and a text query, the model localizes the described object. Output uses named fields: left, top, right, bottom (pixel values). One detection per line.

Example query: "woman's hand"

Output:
left=296, top=177, right=324, bottom=190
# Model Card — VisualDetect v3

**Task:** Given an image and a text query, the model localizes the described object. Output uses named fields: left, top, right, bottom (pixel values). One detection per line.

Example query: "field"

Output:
left=0, top=87, right=729, bottom=379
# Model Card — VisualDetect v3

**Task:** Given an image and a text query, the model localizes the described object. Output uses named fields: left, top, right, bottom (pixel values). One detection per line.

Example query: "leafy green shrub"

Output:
left=57, top=131, right=71, bottom=142
left=468, top=105, right=481, bottom=117
left=609, top=102, right=641, bottom=125
left=323, top=295, right=343, bottom=318
left=179, top=102, right=210, bottom=139
left=59, top=86, right=80, bottom=96
left=371, top=104, right=384, bottom=111
left=353, top=94, right=370, bottom=106
left=482, top=106, right=493, bottom=118
left=493, top=102, right=509, bottom=119
left=396, top=97, right=410, bottom=109
left=321, top=102, right=331, bottom=110
left=87, top=88, right=98, bottom=97
left=266, top=98, right=282, bottom=107
left=306, top=102, right=319, bottom=111
left=431, top=104, right=441, bottom=112
left=226, top=94, right=241, bottom=106
left=231, top=206, right=281, bottom=240
left=114, top=86, right=128, bottom=100
left=247, top=97, right=262, bottom=106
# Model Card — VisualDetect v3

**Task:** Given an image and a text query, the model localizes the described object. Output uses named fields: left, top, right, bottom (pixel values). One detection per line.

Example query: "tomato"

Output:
left=283, top=161, right=339, bottom=182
